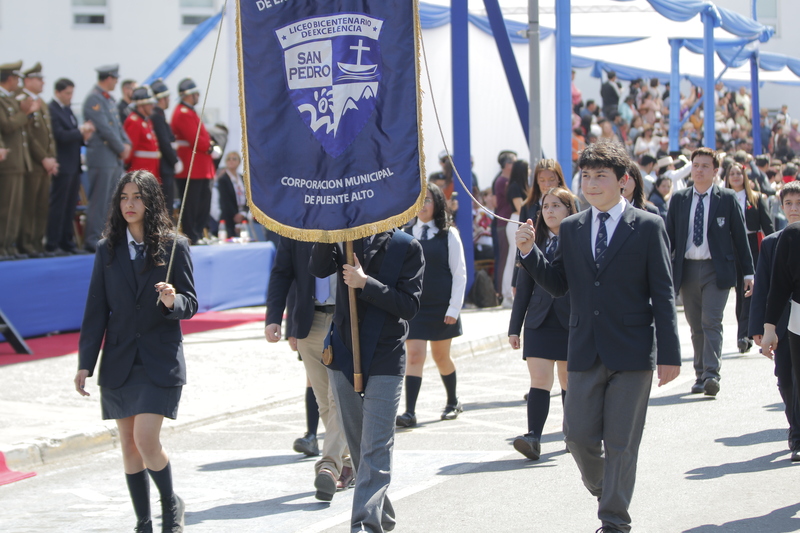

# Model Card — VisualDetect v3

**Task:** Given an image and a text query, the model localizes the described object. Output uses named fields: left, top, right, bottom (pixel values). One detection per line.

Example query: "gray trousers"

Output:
left=328, top=369, right=402, bottom=533
left=564, top=358, right=653, bottom=533
left=296, top=311, right=351, bottom=477
left=680, top=260, right=730, bottom=381
left=84, top=163, right=123, bottom=251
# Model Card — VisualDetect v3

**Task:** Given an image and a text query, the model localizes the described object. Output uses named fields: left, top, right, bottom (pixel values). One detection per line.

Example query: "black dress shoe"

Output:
left=690, top=380, right=704, bottom=394
left=293, top=433, right=319, bottom=456
left=513, top=434, right=541, bottom=460
left=161, top=494, right=184, bottom=532
left=441, top=400, right=463, bottom=420
left=738, top=337, right=753, bottom=354
left=11, top=253, right=29, bottom=260
left=314, top=468, right=337, bottom=501
left=791, top=446, right=800, bottom=462
left=595, top=527, right=623, bottom=533
left=703, top=377, right=720, bottom=397
left=396, top=412, right=417, bottom=428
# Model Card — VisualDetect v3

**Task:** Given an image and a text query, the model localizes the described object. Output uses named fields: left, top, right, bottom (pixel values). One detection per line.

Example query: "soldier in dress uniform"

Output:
left=19, top=62, right=59, bottom=257
left=170, top=78, right=217, bottom=244
left=149, top=78, right=180, bottom=217
left=118, top=79, right=136, bottom=123
left=0, top=60, right=35, bottom=261
left=123, top=86, right=160, bottom=180
left=82, top=64, right=131, bottom=252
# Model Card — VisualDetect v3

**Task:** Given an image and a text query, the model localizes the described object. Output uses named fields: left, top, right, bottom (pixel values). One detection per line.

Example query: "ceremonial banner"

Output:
left=236, top=0, right=425, bottom=242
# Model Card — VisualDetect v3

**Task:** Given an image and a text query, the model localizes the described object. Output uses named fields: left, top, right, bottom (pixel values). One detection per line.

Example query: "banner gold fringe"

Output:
left=235, top=0, right=426, bottom=244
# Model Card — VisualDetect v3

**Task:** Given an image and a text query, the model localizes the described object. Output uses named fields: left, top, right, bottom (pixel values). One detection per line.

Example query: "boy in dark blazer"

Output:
left=666, top=147, right=753, bottom=396
left=310, top=230, right=424, bottom=533
left=749, top=181, right=800, bottom=461
left=516, top=141, right=681, bottom=533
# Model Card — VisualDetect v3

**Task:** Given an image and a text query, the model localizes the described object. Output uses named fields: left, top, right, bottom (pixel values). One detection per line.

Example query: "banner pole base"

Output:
left=353, top=373, right=364, bottom=393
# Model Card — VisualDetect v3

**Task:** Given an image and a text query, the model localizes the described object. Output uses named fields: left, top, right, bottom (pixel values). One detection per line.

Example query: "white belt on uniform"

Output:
left=133, top=150, right=161, bottom=159
left=175, top=140, right=191, bottom=147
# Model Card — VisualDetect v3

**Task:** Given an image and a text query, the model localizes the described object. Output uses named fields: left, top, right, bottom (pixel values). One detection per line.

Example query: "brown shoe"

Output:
left=314, top=469, right=337, bottom=501
left=337, top=466, right=355, bottom=491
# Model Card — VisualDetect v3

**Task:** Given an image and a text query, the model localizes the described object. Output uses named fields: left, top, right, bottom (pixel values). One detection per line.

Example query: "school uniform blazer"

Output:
left=309, top=229, right=424, bottom=373
left=665, top=184, right=753, bottom=292
left=508, top=241, right=569, bottom=336
left=266, top=237, right=317, bottom=340
left=519, top=205, right=681, bottom=372
left=748, top=231, right=788, bottom=338
left=78, top=237, right=197, bottom=389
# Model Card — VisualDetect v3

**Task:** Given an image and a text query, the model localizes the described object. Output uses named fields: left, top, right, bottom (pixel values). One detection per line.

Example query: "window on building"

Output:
left=180, top=0, right=216, bottom=26
left=757, top=0, right=779, bottom=37
left=72, top=0, right=108, bottom=27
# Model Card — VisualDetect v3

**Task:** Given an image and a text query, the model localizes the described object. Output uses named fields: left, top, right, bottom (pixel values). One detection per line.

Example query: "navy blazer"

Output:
left=79, top=237, right=197, bottom=389
left=309, top=230, right=424, bottom=375
left=49, top=99, right=83, bottom=175
left=666, top=184, right=753, bottom=292
left=748, top=230, right=789, bottom=338
left=509, top=240, right=569, bottom=336
left=266, top=237, right=319, bottom=340
left=150, top=106, right=178, bottom=173
left=520, top=204, right=681, bottom=372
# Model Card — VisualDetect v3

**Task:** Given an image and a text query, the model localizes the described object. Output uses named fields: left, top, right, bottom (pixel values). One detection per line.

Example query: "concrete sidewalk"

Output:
left=0, top=306, right=513, bottom=471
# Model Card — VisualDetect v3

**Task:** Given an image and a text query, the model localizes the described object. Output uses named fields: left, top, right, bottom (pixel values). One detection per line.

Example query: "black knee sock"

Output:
left=148, top=461, right=175, bottom=507
left=561, top=389, right=567, bottom=408
left=526, top=388, right=551, bottom=439
left=440, top=371, right=458, bottom=406
left=305, top=386, right=319, bottom=435
left=125, top=470, right=151, bottom=524
left=405, top=375, right=422, bottom=415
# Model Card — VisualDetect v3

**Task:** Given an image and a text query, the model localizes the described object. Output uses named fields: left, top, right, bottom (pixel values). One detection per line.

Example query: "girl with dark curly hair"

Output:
left=74, top=170, right=197, bottom=533
left=397, top=182, right=467, bottom=427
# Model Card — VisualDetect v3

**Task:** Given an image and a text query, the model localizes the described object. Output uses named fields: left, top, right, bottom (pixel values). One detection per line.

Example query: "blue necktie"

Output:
left=693, top=193, right=707, bottom=247
left=546, top=236, right=558, bottom=261
left=595, top=212, right=610, bottom=267
left=315, top=276, right=330, bottom=304
left=421, top=225, right=429, bottom=241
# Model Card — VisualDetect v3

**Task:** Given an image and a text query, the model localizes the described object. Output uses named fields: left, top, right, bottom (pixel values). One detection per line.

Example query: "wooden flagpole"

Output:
left=345, top=241, right=363, bottom=393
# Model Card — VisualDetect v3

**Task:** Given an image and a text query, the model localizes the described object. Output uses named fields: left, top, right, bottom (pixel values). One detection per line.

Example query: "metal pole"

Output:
left=702, top=11, right=716, bottom=149
left=750, top=0, right=763, bottom=155
left=451, top=0, right=475, bottom=295
left=669, top=39, right=681, bottom=153
left=529, top=0, right=542, bottom=163
left=555, top=0, right=572, bottom=176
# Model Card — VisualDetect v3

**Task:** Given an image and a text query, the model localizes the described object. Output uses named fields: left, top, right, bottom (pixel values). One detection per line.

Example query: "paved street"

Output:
left=1, top=301, right=798, bottom=532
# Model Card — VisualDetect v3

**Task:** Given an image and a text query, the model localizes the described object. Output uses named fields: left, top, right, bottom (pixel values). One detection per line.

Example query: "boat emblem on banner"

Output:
left=276, top=14, right=384, bottom=158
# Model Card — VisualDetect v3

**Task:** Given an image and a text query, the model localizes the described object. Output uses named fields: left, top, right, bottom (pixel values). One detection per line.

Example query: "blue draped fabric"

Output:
left=621, top=0, right=773, bottom=42
left=760, top=52, right=800, bottom=77
left=418, top=2, right=645, bottom=46
left=143, top=12, right=223, bottom=85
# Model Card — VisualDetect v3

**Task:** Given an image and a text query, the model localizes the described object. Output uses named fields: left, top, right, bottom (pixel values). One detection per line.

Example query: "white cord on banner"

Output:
left=162, top=0, right=229, bottom=298
left=418, top=27, right=523, bottom=227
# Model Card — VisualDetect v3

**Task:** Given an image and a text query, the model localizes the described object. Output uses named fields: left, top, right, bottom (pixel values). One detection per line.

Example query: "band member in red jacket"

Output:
left=170, top=78, right=218, bottom=244
left=124, top=86, right=160, bottom=181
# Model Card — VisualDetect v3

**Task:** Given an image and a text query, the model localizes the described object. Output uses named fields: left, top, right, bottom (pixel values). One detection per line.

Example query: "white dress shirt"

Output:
left=684, top=187, right=712, bottom=260
left=412, top=219, right=467, bottom=319
left=590, top=197, right=627, bottom=259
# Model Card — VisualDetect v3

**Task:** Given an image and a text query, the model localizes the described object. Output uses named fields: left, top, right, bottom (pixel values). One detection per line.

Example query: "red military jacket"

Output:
left=170, top=101, right=214, bottom=180
left=124, top=110, right=161, bottom=180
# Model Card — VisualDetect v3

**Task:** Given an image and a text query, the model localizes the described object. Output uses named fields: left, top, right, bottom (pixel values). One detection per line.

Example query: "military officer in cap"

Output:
left=123, top=86, right=161, bottom=180
left=170, top=78, right=217, bottom=244
left=0, top=60, right=35, bottom=260
left=82, top=64, right=131, bottom=252
left=149, top=78, right=180, bottom=217
left=19, top=62, right=59, bottom=257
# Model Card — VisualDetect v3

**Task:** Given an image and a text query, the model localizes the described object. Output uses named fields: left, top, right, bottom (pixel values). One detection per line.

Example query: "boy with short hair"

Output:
left=749, top=180, right=800, bottom=461
left=515, top=141, right=681, bottom=532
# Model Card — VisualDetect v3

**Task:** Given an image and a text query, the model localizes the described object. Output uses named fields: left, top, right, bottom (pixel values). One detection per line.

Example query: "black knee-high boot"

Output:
left=126, top=470, right=152, bottom=532
left=148, top=462, right=184, bottom=532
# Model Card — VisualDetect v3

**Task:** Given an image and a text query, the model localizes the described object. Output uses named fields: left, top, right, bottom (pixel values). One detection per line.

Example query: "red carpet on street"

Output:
left=0, top=311, right=264, bottom=366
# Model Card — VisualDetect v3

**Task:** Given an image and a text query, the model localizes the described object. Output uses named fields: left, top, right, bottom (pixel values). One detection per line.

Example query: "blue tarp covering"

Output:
left=419, top=2, right=645, bottom=46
